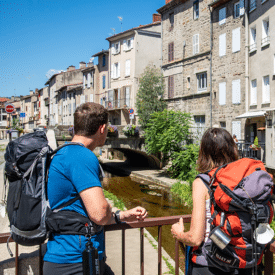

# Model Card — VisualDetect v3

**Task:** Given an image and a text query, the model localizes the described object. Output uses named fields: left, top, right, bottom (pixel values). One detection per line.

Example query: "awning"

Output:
left=235, top=111, right=266, bottom=119
left=258, top=127, right=265, bottom=131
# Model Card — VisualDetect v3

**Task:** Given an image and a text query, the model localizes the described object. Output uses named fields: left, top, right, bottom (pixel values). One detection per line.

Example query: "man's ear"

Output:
left=99, top=124, right=107, bottom=134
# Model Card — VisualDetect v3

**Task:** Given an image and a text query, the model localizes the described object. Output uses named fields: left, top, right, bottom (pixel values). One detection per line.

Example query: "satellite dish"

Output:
left=46, top=69, right=61, bottom=79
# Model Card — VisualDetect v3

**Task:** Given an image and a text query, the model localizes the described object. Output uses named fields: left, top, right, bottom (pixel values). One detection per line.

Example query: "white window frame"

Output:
left=219, top=82, right=226, bottom=105
left=250, top=79, right=257, bottom=106
left=232, top=79, right=241, bottom=104
left=90, top=94, right=94, bottom=103
left=193, top=34, right=199, bottom=55
left=219, top=7, right=226, bottom=25
left=250, top=0, right=257, bottom=12
left=249, top=26, right=257, bottom=53
left=234, top=2, right=240, bottom=18
left=193, top=0, right=199, bottom=20
left=197, top=72, right=207, bottom=92
left=125, top=59, right=131, bottom=77
left=219, top=33, right=226, bottom=56
left=123, top=37, right=134, bottom=51
left=232, top=27, right=240, bottom=53
left=112, top=62, right=120, bottom=79
left=261, top=18, right=270, bottom=47
left=262, top=75, right=270, bottom=104
left=112, top=41, right=120, bottom=55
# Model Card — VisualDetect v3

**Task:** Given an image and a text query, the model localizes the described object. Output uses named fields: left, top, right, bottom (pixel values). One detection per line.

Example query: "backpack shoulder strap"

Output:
left=50, top=142, right=85, bottom=157
left=196, top=173, right=211, bottom=192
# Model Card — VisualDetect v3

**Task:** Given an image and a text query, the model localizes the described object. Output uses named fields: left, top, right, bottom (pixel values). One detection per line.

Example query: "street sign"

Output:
left=5, top=104, right=15, bottom=114
left=129, top=113, right=134, bottom=120
left=20, top=112, right=26, bottom=118
left=129, top=108, right=134, bottom=114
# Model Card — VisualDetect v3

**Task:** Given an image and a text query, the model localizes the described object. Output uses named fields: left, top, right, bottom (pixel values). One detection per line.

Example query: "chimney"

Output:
left=79, top=62, right=86, bottom=69
left=30, top=90, right=34, bottom=95
left=11, top=96, right=14, bottom=101
left=153, top=13, right=161, bottom=23
left=165, top=0, right=172, bottom=4
left=67, top=65, right=76, bottom=71
left=35, top=88, right=39, bottom=94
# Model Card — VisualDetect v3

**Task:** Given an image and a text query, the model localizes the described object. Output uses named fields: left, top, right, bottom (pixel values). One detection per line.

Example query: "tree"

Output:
left=136, top=65, right=167, bottom=128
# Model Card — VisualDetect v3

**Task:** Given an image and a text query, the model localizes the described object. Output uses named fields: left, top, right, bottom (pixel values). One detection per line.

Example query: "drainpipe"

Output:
left=245, top=0, right=249, bottom=114
left=209, top=7, right=213, bottom=128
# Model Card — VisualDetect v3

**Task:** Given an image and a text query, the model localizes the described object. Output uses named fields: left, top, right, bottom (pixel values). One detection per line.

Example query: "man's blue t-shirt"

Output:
left=43, top=144, right=105, bottom=264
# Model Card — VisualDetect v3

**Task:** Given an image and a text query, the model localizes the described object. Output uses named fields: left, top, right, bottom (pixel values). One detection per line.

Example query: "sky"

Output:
left=0, top=0, right=164, bottom=98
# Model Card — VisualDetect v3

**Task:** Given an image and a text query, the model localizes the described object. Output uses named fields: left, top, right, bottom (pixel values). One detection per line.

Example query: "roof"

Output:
left=0, top=98, right=10, bottom=102
left=92, top=50, right=109, bottom=57
left=235, top=111, right=266, bottom=119
left=56, top=83, right=83, bottom=93
left=209, top=0, right=231, bottom=9
left=106, top=21, right=161, bottom=41
left=157, top=0, right=187, bottom=14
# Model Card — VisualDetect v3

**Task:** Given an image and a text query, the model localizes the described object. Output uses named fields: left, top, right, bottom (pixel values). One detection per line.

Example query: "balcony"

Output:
left=237, top=141, right=265, bottom=162
left=249, top=42, right=257, bottom=53
left=261, top=36, right=270, bottom=48
left=107, top=98, right=130, bottom=110
left=0, top=214, right=274, bottom=275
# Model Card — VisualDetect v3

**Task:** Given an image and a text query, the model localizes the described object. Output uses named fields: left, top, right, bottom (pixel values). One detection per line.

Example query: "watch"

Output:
left=114, top=210, right=122, bottom=224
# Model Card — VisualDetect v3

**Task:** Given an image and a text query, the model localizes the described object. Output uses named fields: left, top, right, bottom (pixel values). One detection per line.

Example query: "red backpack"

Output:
left=192, top=158, right=274, bottom=272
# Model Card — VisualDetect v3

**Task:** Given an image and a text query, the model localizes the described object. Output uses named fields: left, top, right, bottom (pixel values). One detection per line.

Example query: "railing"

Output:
left=249, top=42, right=257, bottom=53
left=261, top=36, right=270, bottom=47
left=237, top=142, right=265, bottom=162
left=0, top=214, right=274, bottom=275
left=107, top=98, right=130, bottom=110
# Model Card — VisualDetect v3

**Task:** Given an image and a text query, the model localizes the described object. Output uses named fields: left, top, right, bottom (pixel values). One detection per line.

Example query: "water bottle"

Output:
left=82, top=239, right=100, bottom=275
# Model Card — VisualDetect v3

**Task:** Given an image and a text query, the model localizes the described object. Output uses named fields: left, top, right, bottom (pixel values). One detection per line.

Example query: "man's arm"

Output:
left=80, top=187, right=112, bottom=225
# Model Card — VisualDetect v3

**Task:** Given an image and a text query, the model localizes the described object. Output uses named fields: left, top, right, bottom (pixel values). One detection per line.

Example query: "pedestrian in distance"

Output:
left=233, top=134, right=238, bottom=143
left=43, top=102, right=147, bottom=275
left=171, top=128, right=274, bottom=275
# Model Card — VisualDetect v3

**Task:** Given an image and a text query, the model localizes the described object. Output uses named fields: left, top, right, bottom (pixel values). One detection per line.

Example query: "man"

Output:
left=43, top=103, right=147, bottom=275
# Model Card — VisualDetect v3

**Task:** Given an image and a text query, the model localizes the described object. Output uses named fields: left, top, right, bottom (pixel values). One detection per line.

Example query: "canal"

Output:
left=102, top=174, right=192, bottom=268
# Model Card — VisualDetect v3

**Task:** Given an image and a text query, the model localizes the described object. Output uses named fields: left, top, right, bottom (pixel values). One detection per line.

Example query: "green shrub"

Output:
left=171, top=181, right=193, bottom=207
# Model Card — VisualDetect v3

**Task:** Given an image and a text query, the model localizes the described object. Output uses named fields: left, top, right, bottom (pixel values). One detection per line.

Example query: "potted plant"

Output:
left=122, top=124, right=139, bottom=137
left=250, top=136, right=261, bottom=150
left=107, top=125, right=118, bottom=137
left=68, top=126, right=74, bottom=137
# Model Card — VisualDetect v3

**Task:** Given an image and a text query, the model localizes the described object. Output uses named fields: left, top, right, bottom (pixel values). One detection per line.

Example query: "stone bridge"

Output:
left=100, top=137, right=161, bottom=170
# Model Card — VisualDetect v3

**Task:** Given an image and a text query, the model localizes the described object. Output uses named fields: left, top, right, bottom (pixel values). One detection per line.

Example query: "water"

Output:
left=102, top=174, right=192, bottom=267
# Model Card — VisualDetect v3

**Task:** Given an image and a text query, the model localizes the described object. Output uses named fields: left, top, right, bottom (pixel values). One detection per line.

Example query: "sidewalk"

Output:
left=0, top=137, right=181, bottom=274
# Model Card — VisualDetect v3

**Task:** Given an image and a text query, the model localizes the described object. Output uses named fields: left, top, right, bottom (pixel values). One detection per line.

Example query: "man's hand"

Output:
left=269, top=239, right=275, bottom=253
left=120, top=206, right=147, bottom=222
left=171, top=217, right=185, bottom=241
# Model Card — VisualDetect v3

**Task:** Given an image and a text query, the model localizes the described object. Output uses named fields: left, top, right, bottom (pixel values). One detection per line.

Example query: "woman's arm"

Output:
left=171, top=177, right=208, bottom=247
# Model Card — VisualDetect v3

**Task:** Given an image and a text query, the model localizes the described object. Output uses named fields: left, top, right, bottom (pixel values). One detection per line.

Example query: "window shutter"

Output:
left=232, top=79, right=241, bottom=104
left=73, top=103, right=76, bottom=113
left=196, top=34, right=199, bottom=54
left=87, top=73, right=91, bottom=88
left=111, top=64, right=114, bottom=79
left=90, top=94, right=94, bottom=102
left=232, top=121, right=241, bottom=140
left=240, top=0, right=244, bottom=15
left=111, top=43, right=115, bottom=55
left=193, top=34, right=199, bottom=54
left=125, top=87, right=130, bottom=107
left=219, top=7, right=226, bottom=25
left=80, top=95, right=85, bottom=104
left=125, top=60, right=130, bottom=76
left=118, top=63, right=120, bottom=77
left=131, top=37, right=134, bottom=49
left=83, top=75, right=86, bottom=88
left=85, top=95, right=88, bottom=102
left=68, top=104, right=71, bottom=114
left=219, top=82, right=226, bottom=105
left=117, top=88, right=121, bottom=108
left=250, top=80, right=257, bottom=105
left=219, top=33, right=226, bottom=56
left=108, top=90, right=114, bottom=102
left=232, top=28, right=240, bottom=53
left=123, top=40, right=127, bottom=51
left=263, top=76, right=270, bottom=103
left=117, top=41, right=120, bottom=53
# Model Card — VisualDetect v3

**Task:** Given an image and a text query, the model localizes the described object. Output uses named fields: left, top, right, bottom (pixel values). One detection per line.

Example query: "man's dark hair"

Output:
left=197, top=128, right=238, bottom=173
left=74, top=102, right=108, bottom=136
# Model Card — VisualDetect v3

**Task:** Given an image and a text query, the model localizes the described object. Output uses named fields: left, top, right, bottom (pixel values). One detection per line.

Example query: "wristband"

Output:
left=114, top=210, right=121, bottom=224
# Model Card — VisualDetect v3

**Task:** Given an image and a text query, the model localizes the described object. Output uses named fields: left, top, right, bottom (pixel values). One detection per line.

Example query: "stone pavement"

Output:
left=0, top=135, right=183, bottom=274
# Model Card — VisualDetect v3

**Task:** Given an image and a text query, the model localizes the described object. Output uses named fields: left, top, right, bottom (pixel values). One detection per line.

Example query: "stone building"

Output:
left=106, top=15, right=162, bottom=125
left=37, top=86, right=50, bottom=127
left=210, top=0, right=246, bottom=140
left=157, top=0, right=212, bottom=139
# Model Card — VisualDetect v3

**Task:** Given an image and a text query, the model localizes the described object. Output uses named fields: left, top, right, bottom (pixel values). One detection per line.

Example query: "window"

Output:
left=80, top=95, right=85, bottom=104
left=90, top=94, right=94, bottom=102
left=87, top=73, right=91, bottom=88
left=111, top=62, right=120, bottom=78
left=102, top=75, right=106, bottom=89
left=193, top=34, right=199, bottom=55
left=232, top=79, right=241, bottom=104
left=234, top=2, right=240, bottom=18
left=123, top=37, right=134, bottom=51
left=194, top=115, right=205, bottom=139
left=219, top=7, right=226, bottom=25
left=169, top=12, right=174, bottom=30
left=197, top=72, right=207, bottom=92
left=193, top=1, right=199, bottom=19
left=168, top=76, right=174, bottom=98
left=112, top=42, right=120, bottom=55
left=250, top=79, right=257, bottom=105
left=250, top=0, right=256, bottom=11
left=249, top=27, right=257, bottom=52
left=102, top=55, right=106, bottom=67
left=232, top=121, right=241, bottom=140
left=125, top=86, right=130, bottom=107
left=220, top=122, right=226, bottom=129
left=83, top=75, right=86, bottom=88
left=168, top=42, right=174, bottom=62
left=219, top=82, right=226, bottom=105
left=262, top=18, right=270, bottom=47
left=187, top=77, right=191, bottom=89
left=262, top=76, right=270, bottom=103
left=239, top=0, right=245, bottom=15
left=219, top=33, right=226, bottom=56
left=125, top=60, right=131, bottom=76
left=232, top=28, right=240, bottom=53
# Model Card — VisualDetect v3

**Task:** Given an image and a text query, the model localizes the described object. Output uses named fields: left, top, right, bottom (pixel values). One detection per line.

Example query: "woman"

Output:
left=171, top=128, right=246, bottom=275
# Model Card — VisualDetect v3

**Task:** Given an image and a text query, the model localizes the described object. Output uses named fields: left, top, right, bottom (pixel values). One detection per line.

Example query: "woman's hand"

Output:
left=171, top=217, right=185, bottom=241
left=120, top=206, right=147, bottom=222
